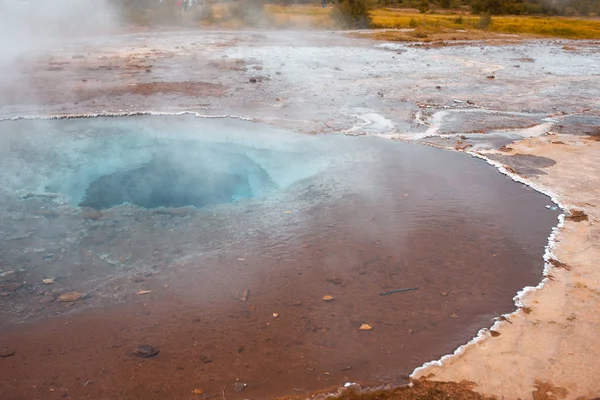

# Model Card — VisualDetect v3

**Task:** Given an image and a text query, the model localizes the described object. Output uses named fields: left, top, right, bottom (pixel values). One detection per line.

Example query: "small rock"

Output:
left=450, top=313, right=458, bottom=318
left=0, top=347, right=15, bottom=357
left=486, top=74, right=495, bottom=79
left=133, top=344, right=159, bottom=358
left=43, top=278, right=55, bottom=284
left=326, top=277, right=342, bottom=285
left=71, top=54, right=85, bottom=59
left=58, top=292, right=82, bottom=302
left=233, top=382, right=247, bottom=393
left=145, top=69, right=151, bottom=73
left=199, top=354, right=213, bottom=364
left=249, top=77, right=257, bottom=83
left=132, top=275, right=145, bottom=283
left=441, top=291, right=449, bottom=296
left=235, top=289, right=249, bottom=302
left=272, top=313, right=279, bottom=318
left=436, top=85, right=441, bottom=89
left=359, top=324, right=372, bottom=331
left=322, top=295, right=334, bottom=302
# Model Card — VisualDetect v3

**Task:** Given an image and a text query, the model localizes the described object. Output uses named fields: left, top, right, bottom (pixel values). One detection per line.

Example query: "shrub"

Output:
left=330, top=0, right=373, bottom=29
left=477, top=13, right=492, bottom=29
left=409, top=17, right=419, bottom=27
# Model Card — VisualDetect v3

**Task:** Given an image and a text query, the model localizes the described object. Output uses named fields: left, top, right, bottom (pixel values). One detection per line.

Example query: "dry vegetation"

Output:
left=228, top=4, right=600, bottom=39
left=122, top=1, right=600, bottom=40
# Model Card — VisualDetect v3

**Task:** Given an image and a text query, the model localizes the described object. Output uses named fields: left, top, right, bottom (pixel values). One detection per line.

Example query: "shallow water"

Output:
left=0, top=115, right=559, bottom=399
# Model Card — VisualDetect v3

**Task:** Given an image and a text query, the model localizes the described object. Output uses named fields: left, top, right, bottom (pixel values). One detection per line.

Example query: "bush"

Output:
left=477, top=13, right=492, bottom=29
left=330, top=0, right=373, bottom=29
left=409, top=17, right=419, bottom=27
left=454, top=15, right=463, bottom=24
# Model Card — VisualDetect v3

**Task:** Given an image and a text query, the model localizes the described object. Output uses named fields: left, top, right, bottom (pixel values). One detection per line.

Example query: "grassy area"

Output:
left=262, top=5, right=600, bottom=40
left=134, top=3, right=600, bottom=40
left=369, top=9, right=600, bottom=39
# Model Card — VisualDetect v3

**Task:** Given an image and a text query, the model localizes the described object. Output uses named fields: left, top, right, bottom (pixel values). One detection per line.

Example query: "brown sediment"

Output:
left=565, top=210, right=588, bottom=222
left=280, top=379, right=493, bottom=399
left=75, top=81, right=227, bottom=101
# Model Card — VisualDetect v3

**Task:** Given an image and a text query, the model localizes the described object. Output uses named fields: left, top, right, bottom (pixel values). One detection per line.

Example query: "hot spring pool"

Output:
left=0, top=115, right=560, bottom=399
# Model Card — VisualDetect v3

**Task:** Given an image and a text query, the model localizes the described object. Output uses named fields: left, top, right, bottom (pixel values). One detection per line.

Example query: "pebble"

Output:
left=326, top=277, right=342, bottom=285
left=199, top=355, right=213, bottom=364
left=0, top=347, right=15, bottom=358
left=133, top=344, right=160, bottom=358
left=58, top=292, right=82, bottom=302
left=233, top=382, right=247, bottom=393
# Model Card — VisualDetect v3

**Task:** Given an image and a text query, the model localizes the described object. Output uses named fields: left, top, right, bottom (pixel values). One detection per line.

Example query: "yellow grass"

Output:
left=180, top=3, right=600, bottom=39
left=369, top=9, right=600, bottom=39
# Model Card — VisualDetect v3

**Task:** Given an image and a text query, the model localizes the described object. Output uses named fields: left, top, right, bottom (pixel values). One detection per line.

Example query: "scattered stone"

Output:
left=235, top=289, right=249, bottom=302
left=199, top=355, right=213, bottom=364
left=0, top=347, right=16, bottom=358
left=272, top=313, right=279, bottom=318
left=233, top=382, right=247, bottom=393
left=133, top=344, right=159, bottom=358
left=145, top=69, right=151, bottom=73
left=58, top=292, right=82, bottom=302
left=249, top=77, right=257, bottom=83
left=326, top=277, right=342, bottom=285
left=322, top=295, right=334, bottom=302
left=0, top=270, right=16, bottom=281
left=489, top=330, right=501, bottom=337
left=359, top=324, right=372, bottom=331
left=136, top=290, right=152, bottom=295
left=436, top=85, right=441, bottom=89
left=132, top=275, right=145, bottom=283
left=192, top=388, right=204, bottom=395
left=43, top=278, right=55, bottom=284
left=486, top=74, right=495, bottom=79
left=441, top=291, right=449, bottom=296
left=450, top=313, right=458, bottom=318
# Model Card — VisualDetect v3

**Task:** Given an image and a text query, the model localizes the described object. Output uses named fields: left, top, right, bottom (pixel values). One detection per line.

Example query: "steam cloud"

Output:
left=0, top=0, right=118, bottom=100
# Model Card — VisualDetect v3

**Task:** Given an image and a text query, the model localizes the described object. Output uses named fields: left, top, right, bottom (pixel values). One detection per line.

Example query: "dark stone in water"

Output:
left=133, top=344, right=159, bottom=358
left=0, top=347, right=15, bottom=358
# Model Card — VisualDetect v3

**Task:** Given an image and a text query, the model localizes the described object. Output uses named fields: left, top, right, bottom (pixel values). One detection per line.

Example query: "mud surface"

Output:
left=0, top=30, right=598, bottom=400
